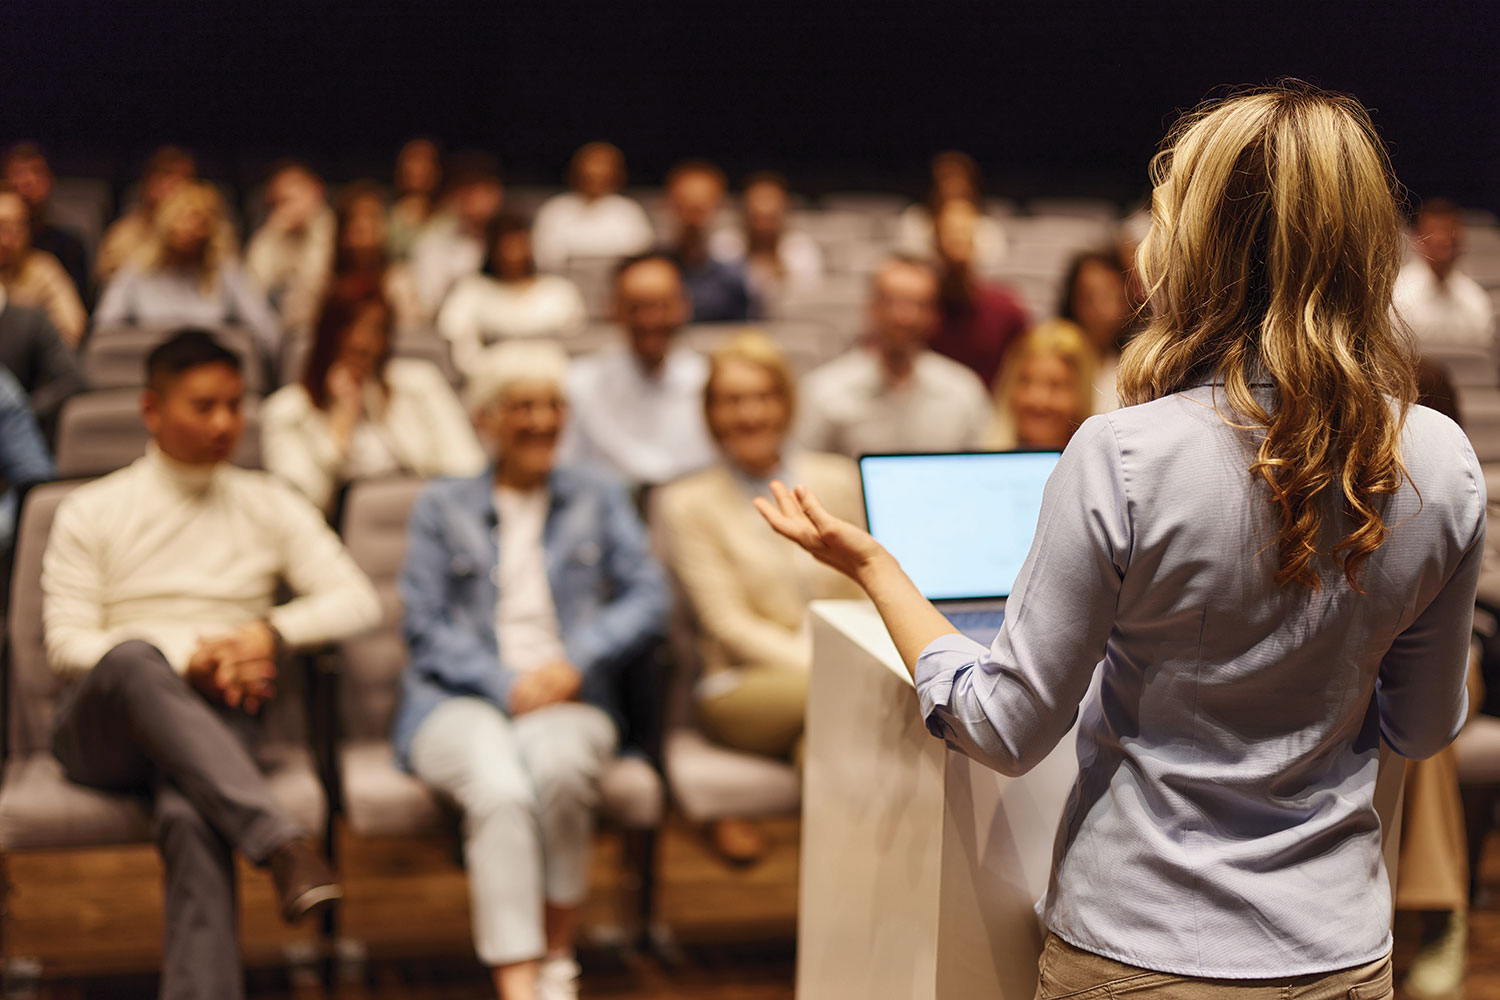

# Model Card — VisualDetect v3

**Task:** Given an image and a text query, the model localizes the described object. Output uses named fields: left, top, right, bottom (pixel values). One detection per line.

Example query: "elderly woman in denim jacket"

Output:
left=392, top=340, right=668, bottom=1000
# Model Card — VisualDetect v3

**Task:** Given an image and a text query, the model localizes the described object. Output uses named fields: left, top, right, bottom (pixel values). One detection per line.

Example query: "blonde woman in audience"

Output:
left=1059, top=249, right=1135, bottom=412
left=387, top=138, right=442, bottom=261
left=437, top=214, right=588, bottom=378
left=656, top=333, right=863, bottom=863
left=984, top=320, right=1096, bottom=450
left=95, top=181, right=280, bottom=355
left=262, top=291, right=483, bottom=514
left=95, top=145, right=233, bottom=283
left=0, top=184, right=86, bottom=345
left=396, top=341, right=668, bottom=1000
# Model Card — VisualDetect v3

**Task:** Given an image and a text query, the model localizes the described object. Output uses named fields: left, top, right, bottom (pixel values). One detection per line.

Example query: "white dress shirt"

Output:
left=796, top=348, right=993, bottom=458
left=42, top=445, right=380, bottom=677
left=410, top=216, right=486, bottom=318
left=436, top=273, right=589, bottom=377
left=1392, top=258, right=1495, bottom=349
left=917, top=387, right=1484, bottom=977
left=532, top=193, right=655, bottom=270
left=561, top=343, right=716, bottom=487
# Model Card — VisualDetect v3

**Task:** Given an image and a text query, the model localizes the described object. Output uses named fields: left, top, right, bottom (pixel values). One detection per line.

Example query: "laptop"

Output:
left=859, top=450, right=1063, bottom=646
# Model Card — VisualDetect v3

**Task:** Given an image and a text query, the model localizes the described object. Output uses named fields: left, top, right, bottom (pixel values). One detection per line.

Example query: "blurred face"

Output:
left=615, top=259, right=688, bottom=371
left=482, top=381, right=567, bottom=484
left=707, top=358, right=790, bottom=476
left=494, top=228, right=534, bottom=281
left=163, top=199, right=214, bottom=260
left=869, top=262, right=939, bottom=356
left=743, top=182, right=787, bottom=242
left=340, top=193, right=388, bottom=254
left=455, top=178, right=504, bottom=232
left=396, top=140, right=440, bottom=196
left=335, top=303, right=391, bottom=384
left=267, top=168, right=325, bottom=230
left=1415, top=212, right=1462, bottom=279
left=3, top=155, right=50, bottom=211
left=933, top=200, right=978, bottom=269
left=574, top=145, right=623, bottom=200
left=669, top=171, right=724, bottom=232
left=1011, top=352, right=1082, bottom=450
left=1071, top=260, right=1130, bottom=351
left=143, top=363, right=245, bottom=466
left=932, top=161, right=977, bottom=205
left=143, top=160, right=194, bottom=211
left=0, top=192, right=30, bottom=268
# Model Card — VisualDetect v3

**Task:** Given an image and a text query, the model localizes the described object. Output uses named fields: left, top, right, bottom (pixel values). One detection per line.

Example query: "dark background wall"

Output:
left=1, top=1, right=1496, bottom=210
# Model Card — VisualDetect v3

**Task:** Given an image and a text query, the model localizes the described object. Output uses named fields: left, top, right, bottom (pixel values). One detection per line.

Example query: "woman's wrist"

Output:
left=852, top=546, right=900, bottom=592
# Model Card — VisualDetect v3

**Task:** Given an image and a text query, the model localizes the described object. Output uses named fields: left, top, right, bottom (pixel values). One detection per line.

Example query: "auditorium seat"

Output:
left=84, top=324, right=265, bottom=393
left=54, top=389, right=263, bottom=478
left=1024, top=197, right=1121, bottom=222
left=277, top=329, right=461, bottom=389
left=333, top=478, right=663, bottom=945
left=0, top=483, right=326, bottom=958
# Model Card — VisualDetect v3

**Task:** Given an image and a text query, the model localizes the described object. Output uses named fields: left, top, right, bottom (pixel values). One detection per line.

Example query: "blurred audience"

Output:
left=532, top=142, right=655, bottom=270
left=797, top=256, right=990, bottom=457
left=930, top=198, right=1028, bottom=388
left=396, top=340, right=668, bottom=1000
left=438, top=214, right=588, bottom=377
left=42, top=329, right=378, bottom=1000
left=281, top=181, right=424, bottom=335
left=96, top=146, right=234, bottom=284
left=663, top=160, right=757, bottom=322
left=1394, top=198, right=1496, bottom=350
left=561, top=254, right=716, bottom=489
left=897, top=150, right=1006, bottom=274
left=656, top=333, right=862, bottom=864
left=262, top=292, right=484, bottom=514
left=0, top=300, right=86, bottom=444
left=1, top=142, right=90, bottom=301
left=0, top=183, right=87, bottom=345
left=245, top=161, right=335, bottom=323
left=0, top=364, right=55, bottom=551
left=1059, top=249, right=1135, bottom=412
left=709, top=172, right=824, bottom=301
left=387, top=138, right=443, bottom=261
left=411, top=152, right=504, bottom=319
left=983, top=320, right=1095, bottom=450
left=95, top=182, right=280, bottom=355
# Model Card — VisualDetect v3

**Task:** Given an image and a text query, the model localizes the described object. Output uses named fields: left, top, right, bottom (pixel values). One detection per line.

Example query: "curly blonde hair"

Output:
left=1117, top=82, right=1417, bottom=591
left=139, top=181, right=235, bottom=293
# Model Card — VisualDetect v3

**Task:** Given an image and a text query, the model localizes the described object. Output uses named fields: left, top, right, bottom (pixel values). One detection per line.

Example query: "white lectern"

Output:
left=796, top=600, right=1406, bottom=1000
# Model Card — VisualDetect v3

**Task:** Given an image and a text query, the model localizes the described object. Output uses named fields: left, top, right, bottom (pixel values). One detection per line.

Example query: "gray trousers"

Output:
left=50, top=640, right=305, bottom=1000
left=409, top=697, right=617, bottom=966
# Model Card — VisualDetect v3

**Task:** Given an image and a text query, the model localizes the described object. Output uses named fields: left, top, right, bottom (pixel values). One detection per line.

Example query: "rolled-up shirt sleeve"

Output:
left=914, top=415, right=1130, bottom=776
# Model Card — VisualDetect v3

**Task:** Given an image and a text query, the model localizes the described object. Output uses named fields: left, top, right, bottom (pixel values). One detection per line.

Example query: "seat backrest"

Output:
left=54, top=390, right=263, bottom=479
left=280, top=330, right=460, bottom=390
left=337, top=477, right=426, bottom=741
left=84, top=325, right=264, bottom=393
left=7, top=481, right=88, bottom=757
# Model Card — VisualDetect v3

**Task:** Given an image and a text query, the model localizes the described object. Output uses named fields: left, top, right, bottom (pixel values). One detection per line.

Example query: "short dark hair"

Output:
left=1, top=140, right=48, bottom=173
left=665, top=159, right=726, bottom=191
left=1414, top=197, right=1461, bottom=224
left=145, top=329, right=243, bottom=393
left=481, top=213, right=535, bottom=278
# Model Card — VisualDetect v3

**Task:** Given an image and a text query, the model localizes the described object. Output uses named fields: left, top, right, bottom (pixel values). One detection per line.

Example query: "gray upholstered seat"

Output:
left=55, top=390, right=262, bottom=479
left=0, top=481, right=326, bottom=852
left=84, top=325, right=264, bottom=393
left=335, top=477, right=663, bottom=840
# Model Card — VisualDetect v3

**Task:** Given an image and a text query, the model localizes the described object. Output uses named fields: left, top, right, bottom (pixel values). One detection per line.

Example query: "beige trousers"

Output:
left=696, top=663, right=808, bottom=763
left=1035, top=934, right=1393, bottom=1000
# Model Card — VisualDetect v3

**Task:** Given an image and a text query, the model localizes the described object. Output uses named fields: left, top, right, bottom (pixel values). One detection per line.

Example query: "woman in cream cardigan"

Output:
left=262, top=290, right=485, bottom=513
left=655, top=332, right=863, bottom=863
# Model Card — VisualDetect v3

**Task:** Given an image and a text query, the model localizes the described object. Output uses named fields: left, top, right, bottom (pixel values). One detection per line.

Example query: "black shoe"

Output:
left=268, top=838, right=343, bottom=924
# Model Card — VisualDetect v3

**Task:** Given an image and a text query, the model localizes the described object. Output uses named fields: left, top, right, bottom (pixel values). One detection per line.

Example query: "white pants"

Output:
left=409, top=697, right=617, bottom=966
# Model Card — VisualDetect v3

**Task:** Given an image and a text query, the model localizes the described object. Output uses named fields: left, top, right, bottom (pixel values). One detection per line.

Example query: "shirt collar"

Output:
left=144, top=442, right=221, bottom=495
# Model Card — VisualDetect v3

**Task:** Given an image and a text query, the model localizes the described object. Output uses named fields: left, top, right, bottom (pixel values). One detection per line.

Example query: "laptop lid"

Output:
left=858, top=450, right=1062, bottom=603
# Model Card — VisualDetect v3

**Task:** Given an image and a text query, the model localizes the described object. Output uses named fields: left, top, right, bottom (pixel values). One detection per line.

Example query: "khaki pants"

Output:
left=696, top=664, right=808, bottom=763
left=1035, top=934, right=1393, bottom=1000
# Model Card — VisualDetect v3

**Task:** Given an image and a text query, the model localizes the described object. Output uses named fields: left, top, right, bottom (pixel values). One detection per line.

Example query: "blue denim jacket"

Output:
left=391, top=464, right=669, bottom=768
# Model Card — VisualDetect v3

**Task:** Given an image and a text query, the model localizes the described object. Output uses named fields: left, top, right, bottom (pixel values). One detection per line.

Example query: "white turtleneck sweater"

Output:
left=42, top=445, right=380, bottom=678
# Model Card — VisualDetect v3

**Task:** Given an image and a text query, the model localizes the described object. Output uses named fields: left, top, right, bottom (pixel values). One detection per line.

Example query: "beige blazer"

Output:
left=655, top=451, right=865, bottom=678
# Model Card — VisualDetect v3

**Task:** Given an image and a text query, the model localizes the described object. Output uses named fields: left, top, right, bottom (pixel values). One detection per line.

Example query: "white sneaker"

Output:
left=536, top=956, right=581, bottom=1000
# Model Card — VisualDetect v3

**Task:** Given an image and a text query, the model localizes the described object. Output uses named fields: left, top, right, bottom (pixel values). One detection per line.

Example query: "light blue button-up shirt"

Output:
left=915, top=384, right=1485, bottom=978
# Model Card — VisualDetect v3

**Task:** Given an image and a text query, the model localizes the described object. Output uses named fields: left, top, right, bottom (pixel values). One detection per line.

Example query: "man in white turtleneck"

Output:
left=41, top=329, right=380, bottom=1000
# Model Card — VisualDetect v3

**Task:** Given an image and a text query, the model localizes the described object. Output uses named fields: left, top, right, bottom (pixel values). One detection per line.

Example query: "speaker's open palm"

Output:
left=753, top=481, right=886, bottom=583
